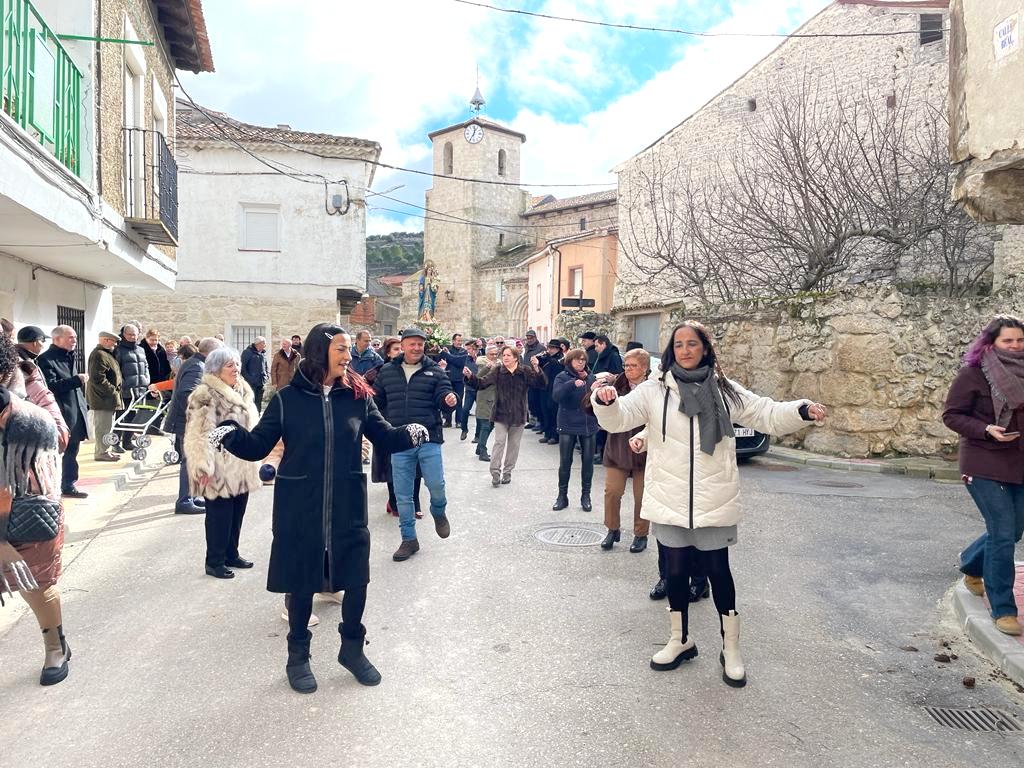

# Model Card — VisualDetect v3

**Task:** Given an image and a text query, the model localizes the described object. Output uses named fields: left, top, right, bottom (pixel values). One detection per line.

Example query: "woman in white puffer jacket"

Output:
left=593, top=321, right=827, bottom=687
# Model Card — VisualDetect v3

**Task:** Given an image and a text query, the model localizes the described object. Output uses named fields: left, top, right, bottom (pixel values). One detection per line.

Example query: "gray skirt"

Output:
left=653, top=522, right=737, bottom=551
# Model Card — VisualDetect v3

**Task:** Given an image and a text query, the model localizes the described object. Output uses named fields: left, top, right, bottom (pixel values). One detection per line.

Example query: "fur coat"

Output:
left=184, top=374, right=262, bottom=499
left=0, top=373, right=64, bottom=591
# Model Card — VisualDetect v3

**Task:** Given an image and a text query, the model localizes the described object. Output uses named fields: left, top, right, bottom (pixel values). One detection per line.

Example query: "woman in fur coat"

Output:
left=184, top=346, right=262, bottom=580
left=0, top=333, right=71, bottom=686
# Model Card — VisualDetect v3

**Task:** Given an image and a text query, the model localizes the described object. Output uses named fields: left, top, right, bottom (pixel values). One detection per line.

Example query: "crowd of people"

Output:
left=0, top=313, right=1021, bottom=695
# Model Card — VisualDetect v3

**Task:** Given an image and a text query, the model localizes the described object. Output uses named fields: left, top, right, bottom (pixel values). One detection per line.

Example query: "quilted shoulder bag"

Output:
left=5, top=494, right=60, bottom=542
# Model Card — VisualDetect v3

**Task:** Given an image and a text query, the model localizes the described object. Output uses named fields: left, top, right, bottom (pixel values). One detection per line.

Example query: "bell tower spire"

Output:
left=470, top=66, right=486, bottom=114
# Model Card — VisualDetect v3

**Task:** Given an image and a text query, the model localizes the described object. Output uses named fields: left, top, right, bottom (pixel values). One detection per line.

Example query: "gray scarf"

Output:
left=670, top=364, right=734, bottom=456
left=981, top=347, right=1024, bottom=428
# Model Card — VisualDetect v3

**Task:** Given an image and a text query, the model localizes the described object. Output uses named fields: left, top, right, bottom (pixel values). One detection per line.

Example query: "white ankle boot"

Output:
left=720, top=611, right=747, bottom=687
left=651, top=610, right=697, bottom=670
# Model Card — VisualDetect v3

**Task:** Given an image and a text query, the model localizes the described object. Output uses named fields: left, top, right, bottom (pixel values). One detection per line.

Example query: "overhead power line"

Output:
left=452, top=0, right=947, bottom=38
left=172, top=75, right=610, bottom=190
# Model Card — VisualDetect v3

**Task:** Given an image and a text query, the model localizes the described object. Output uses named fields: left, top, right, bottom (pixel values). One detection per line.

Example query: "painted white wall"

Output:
left=175, top=145, right=370, bottom=293
left=525, top=250, right=554, bottom=339
left=0, top=252, right=112, bottom=354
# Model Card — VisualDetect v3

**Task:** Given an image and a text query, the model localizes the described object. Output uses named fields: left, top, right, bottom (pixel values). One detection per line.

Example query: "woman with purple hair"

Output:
left=943, top=315, right=1024, bottom=636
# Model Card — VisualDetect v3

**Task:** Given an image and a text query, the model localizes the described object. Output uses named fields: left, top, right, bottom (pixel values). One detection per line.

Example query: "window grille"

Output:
left=56, top=305, right=85, bottom=373
left=231, top=325, right=266, bottom=351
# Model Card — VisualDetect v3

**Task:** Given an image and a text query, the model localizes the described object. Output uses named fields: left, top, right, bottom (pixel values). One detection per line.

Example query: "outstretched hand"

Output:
left=207, top=425, right=237, bottom=451
left=444, top=393, right=458, bottom=408
left=406, top=424, right=429, bottom=446
left=595, top=386, right=618, bottom=404
left=806, top=403, right=827, bottom=422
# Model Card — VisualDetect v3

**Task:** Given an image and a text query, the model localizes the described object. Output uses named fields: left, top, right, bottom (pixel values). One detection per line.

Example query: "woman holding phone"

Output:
left=944, top=315, right=1024, bottom=637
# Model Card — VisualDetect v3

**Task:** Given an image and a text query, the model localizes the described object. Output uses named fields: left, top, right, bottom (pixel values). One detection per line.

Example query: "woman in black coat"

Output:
left=214, top=324, right=426, bottom=694
left=551, top=349, right=598, bottom=512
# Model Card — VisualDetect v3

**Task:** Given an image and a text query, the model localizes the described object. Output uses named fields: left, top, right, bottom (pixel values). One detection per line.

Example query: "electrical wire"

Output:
left=452, top=0, right=949, bottom=39
left=172, top=76, right=610, bottom=190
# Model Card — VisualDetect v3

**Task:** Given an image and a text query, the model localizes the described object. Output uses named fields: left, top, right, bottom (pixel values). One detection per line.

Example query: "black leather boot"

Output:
left=286, top=631, right=317, bottom=693
left=600, top=529, right=620, bottom=550
left=39, top=625, right=71, bottom=686
left=552, top=488, right=569, bottom=511
left=649, top=577, right=667, bottom=601
left=689, top=575, right=710, bottom=603
left=338, top=624, right=382, bottom=686
left=581, top=492, right=592, bottom=512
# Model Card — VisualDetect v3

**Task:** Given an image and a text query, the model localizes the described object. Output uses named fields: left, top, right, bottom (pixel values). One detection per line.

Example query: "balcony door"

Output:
left=122, top=18, right=146, bottom=219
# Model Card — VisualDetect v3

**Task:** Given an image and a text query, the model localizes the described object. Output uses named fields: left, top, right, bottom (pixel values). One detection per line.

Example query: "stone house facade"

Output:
left=0, top=0, right=211, bottom=366
left=114, top=100, right=380, bottom=350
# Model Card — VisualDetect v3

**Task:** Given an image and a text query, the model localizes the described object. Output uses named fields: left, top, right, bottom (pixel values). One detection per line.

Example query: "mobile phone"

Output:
left=1003, top=431, right=1021, bottom=438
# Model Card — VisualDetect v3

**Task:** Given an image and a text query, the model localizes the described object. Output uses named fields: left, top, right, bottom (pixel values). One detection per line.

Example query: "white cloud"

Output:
left=180, top=0, right=833, bottom=232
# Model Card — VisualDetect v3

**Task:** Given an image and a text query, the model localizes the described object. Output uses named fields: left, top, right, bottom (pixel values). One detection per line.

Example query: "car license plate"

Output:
left=734, top=427, right=755, bottom=438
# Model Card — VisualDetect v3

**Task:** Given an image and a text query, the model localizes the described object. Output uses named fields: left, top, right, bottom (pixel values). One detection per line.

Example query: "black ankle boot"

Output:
left=581, top=492, right=592, bottom=512
left=689, top=576, right=710, bottom=603
left=40, top=625, right=71, bottom=686
left=338, top=624, right=381, bottom=686
left=600, top=529, right=620, bottom=550
left=286, top=632, right=317, bottom=693
left=552, top=489, right=569, bottom=511
left=649, top=577, right=667, bottom=601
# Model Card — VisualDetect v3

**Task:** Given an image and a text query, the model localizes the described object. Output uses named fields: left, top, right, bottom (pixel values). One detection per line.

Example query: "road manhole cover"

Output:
left=925, top=706, right=1022, bottom=733
left=807, top=479, right=864, bottom=489
left=535, top=526, right=604, bottom=547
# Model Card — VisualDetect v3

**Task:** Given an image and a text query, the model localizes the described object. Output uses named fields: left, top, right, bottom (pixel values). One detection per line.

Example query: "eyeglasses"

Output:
left=623, top=363, right=643, bottom=369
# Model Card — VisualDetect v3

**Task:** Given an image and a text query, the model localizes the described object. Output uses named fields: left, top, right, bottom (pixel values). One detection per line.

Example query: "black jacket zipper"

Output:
left=322, top=390, right=334, bottom=588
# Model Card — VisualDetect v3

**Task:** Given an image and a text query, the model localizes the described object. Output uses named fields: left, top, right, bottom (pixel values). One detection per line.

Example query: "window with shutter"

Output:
left=240, top=205, right=280, bottom=251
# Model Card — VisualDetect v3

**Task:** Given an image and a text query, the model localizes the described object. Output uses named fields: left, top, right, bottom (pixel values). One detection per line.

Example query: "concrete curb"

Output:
left=766, top=445, right=961, bottom=482
left=951, top=579, right=1024, bottom=687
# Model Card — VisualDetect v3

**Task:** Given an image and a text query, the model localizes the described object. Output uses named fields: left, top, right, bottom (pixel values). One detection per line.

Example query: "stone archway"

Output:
left=508, top=291, right=528, bottom=338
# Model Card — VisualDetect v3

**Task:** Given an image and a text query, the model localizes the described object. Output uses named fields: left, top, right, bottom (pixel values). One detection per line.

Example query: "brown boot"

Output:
left=392, top=539, right=420, bottom=562
left=995, top=615, right=1023, bottom=636
left=963, top=575, right=984, bottom=597
left=40, top=625, right=71, bottom=686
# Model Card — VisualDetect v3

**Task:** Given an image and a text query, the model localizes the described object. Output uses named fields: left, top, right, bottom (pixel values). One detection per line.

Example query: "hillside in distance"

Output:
left=366, top=232, right=423, bottom=276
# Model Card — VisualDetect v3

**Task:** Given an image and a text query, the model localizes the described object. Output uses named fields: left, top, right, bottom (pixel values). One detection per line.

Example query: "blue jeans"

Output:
left=960, top=477, right=1024, bottom=619
left=391, top=443, right=447, bottom=541
left=460, top=387, right=477, bottom=432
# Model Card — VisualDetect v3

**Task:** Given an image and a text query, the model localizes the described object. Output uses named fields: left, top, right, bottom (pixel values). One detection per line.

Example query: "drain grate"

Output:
left=925, top=706, right=1022, bottom=733
left=535, top=526, right=605, bottom=547
left=807, top=479, right=864, bottom=489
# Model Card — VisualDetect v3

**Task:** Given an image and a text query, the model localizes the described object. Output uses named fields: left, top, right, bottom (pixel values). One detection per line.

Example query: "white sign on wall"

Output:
left=994, top=13, right=1019, bottom=61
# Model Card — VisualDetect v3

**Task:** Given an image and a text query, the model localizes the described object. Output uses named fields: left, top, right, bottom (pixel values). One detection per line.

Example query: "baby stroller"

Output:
left=103, top=391, right=177, bottom=464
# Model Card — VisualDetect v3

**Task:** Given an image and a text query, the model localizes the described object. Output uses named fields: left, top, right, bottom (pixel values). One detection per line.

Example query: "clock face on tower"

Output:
left=464, top=123, right=484, bottom=144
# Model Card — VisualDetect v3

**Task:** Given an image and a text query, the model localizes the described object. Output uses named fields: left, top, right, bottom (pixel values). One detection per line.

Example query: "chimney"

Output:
left=276, top=124, right=291, bottom=130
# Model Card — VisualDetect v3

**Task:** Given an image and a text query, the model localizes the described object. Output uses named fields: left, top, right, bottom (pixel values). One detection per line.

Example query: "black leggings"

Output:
left=662, top=545, right=737, bottom=638
left=287, top=586, right=368, bottom=641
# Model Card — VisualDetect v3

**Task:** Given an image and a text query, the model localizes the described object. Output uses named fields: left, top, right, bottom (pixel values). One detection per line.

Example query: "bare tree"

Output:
left=619, top=74, right=994, bottom=303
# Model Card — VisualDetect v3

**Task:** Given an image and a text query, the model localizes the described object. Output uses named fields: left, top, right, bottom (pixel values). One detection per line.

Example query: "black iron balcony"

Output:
left=123, top=127, right=178, bottom=246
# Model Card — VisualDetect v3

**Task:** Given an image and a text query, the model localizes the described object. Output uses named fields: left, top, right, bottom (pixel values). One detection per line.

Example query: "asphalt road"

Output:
left=2, top=430, right=1023, bottom=767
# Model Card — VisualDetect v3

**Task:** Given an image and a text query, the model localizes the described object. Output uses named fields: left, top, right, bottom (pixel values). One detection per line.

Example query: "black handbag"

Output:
left=6, top=495, right=60, bottom=542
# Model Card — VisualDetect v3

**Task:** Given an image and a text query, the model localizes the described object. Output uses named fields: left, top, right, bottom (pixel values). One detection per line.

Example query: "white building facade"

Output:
left=114, top=101, right=381, bottom=350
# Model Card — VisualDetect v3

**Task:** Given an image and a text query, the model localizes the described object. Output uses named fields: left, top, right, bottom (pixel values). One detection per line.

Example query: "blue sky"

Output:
left=179, top=0, right=832, bottom=234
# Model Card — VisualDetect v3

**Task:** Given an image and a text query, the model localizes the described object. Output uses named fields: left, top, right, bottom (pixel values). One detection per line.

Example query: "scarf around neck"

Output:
left=981, top=347, right=1024, bottom=428
left=670, top=363, right=734, bottom=456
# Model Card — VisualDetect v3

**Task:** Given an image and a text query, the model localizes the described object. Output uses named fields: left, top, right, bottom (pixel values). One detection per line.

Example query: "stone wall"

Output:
left=113, top=288, right=337, bottom=349
left=556, top=310, right=613, bottom=343
left=622, top=286, right=1024, bottom=458
left=97, top=0, right=177, bottom=261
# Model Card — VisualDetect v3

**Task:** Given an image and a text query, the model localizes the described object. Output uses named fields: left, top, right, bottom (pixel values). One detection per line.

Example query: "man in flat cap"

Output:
left=16, top=325, right=48, bottom=362
left=86, top=331, right=124, bottom=461
left=372, top=326, right=458, bottom=562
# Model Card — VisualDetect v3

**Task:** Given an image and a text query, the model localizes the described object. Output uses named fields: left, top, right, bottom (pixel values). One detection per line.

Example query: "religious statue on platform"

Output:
left=418, top=260, right=440, bottom=322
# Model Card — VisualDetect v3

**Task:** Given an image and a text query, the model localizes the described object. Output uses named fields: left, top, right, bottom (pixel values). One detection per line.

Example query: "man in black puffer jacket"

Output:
left=112, top=323, right=151, bottom=452
left=372, top=327, right=457, bottom=562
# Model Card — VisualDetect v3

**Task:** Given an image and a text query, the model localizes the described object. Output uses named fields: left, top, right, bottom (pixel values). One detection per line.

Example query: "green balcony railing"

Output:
left=1, top=0, right=82, bottom=176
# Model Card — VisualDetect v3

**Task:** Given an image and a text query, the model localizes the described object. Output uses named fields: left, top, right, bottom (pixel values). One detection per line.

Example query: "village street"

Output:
left=1, top=434, right=1022, bottom=768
